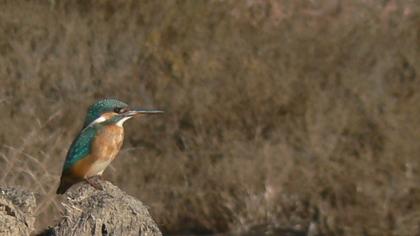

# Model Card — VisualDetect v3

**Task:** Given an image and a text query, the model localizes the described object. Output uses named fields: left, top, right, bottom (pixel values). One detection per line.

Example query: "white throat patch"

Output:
left=86, top=114, right=131, bottom=128
left=116, top=117, right=131, bottom=127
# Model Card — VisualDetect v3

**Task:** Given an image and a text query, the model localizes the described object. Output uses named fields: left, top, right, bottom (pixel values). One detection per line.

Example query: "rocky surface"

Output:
left=44, top=181, right=162, bottom=236
left=1, top=181, right=161, bottom=236
left=0, top=187, right=37, bottom=236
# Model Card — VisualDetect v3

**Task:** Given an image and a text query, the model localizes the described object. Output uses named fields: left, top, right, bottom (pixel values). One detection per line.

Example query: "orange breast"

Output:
left=70, top=125, right=124, bottom=178
left=91, top=125, right=124, bottom=162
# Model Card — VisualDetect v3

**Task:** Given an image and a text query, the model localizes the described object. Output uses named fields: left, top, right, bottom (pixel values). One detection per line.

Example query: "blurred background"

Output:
left=0, top=0, right=419, bottom=235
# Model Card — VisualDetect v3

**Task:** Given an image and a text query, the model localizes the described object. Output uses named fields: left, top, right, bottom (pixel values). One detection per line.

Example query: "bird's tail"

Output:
left=56, top=175, right=78, bottom=194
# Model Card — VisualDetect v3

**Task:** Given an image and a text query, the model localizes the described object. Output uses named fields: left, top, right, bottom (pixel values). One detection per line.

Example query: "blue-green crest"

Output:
left=83, top=99, right=128, bottom=127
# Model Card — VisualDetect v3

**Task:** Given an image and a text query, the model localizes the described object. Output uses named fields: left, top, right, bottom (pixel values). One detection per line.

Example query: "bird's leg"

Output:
left=85, top=175, right=104, bottom=191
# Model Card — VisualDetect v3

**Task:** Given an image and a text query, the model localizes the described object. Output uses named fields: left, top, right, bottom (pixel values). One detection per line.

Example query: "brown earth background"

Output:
left=0, top=1, right=419, bottom=235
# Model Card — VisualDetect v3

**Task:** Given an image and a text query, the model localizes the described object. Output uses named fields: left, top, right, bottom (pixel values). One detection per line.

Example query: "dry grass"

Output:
left=0, top=0, right=419, bottom=235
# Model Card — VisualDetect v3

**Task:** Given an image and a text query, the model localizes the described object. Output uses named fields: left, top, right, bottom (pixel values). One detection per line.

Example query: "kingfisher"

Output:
left=56, top=98, right=163, bottom=194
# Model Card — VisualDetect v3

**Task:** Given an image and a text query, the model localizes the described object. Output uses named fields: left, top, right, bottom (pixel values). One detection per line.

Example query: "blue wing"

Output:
left=63, top=126, right=98, bottom=171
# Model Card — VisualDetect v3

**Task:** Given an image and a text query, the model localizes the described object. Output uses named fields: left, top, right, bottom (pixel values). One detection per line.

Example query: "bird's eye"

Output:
left=114, top=107, right=123, bottom=113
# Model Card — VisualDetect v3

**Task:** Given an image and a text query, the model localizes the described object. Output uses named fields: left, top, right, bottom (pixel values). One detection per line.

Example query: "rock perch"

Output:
left=46, top=181, right=162, bottom=236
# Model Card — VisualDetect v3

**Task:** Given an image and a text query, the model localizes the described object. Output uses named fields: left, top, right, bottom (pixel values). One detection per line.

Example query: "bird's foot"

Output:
left=85, top=175, right=104, bottom=191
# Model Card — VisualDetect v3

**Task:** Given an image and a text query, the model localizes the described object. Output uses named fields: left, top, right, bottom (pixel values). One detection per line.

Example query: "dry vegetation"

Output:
left=0, top=0, right=419, bottom=235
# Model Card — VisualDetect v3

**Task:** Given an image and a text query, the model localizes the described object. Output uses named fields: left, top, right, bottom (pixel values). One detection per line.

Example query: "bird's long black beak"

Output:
left=122, top=108, right=164, bottom=117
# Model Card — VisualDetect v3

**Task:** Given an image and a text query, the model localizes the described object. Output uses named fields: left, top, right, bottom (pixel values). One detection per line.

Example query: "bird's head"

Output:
left=83, top=98, right=163, bottom=128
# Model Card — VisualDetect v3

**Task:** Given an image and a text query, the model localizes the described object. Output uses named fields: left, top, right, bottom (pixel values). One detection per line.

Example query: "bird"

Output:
left=56, top=98, right=163, bottom=194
